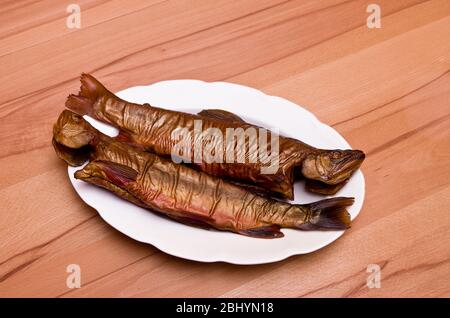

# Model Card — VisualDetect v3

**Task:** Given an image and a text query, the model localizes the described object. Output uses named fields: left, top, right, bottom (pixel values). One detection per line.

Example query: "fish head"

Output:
left=53, top=110, right=97, bottom=149
left=301, top=149, right=365, bottom=185
left=52, top=110, right=99, bottom=166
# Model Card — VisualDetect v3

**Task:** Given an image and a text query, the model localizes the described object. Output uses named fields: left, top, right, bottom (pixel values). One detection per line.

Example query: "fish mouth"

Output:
left=301, top=149, right=365, bottom=185
left=326, top=150, right=365, bottom=184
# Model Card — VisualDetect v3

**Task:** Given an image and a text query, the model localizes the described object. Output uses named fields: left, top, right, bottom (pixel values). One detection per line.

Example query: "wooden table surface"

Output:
left=0, top=0, right=449, bottom=298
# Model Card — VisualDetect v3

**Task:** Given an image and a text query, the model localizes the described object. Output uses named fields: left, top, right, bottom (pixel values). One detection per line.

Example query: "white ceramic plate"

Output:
left=68, top=80, right=365, bottom=265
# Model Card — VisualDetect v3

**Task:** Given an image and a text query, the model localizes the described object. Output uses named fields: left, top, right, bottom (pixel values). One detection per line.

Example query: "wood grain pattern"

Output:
left=0, top=0, right=449, bottom=297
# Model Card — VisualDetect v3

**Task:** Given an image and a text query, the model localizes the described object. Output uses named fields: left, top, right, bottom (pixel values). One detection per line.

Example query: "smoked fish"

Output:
left=53, top=110, right=354, bottom=238
left=66, top=74, right=365, bottom=199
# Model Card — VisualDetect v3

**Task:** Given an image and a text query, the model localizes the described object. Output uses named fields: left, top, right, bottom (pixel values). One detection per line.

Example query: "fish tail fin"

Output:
left=66, top=94, right=94, bottom=117
left=66, top=73, right=108, bottom=116
left=298, top=197, right=354, bottom=230
left=52, top=110, right=97, bottom=166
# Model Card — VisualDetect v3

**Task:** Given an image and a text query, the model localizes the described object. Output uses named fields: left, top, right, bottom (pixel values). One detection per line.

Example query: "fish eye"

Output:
left=331, top=151, right=340, bottom=159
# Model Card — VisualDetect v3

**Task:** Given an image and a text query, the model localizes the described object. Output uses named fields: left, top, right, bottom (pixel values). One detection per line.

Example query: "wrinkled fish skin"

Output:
left=53, top=110, right=353, bottom=238
left=65, top=74, right=365, bottom=199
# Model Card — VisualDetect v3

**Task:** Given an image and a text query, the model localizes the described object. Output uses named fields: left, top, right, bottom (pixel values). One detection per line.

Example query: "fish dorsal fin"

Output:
left=198, top=109, right=246, bottom=123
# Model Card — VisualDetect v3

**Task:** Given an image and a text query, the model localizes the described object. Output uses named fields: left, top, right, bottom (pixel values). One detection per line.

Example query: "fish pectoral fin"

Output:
left=239, top=225, right=284, bottom=239
left=198, top=109, right=246, bottom=123
left=93, top=160, right=139, bottom=186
